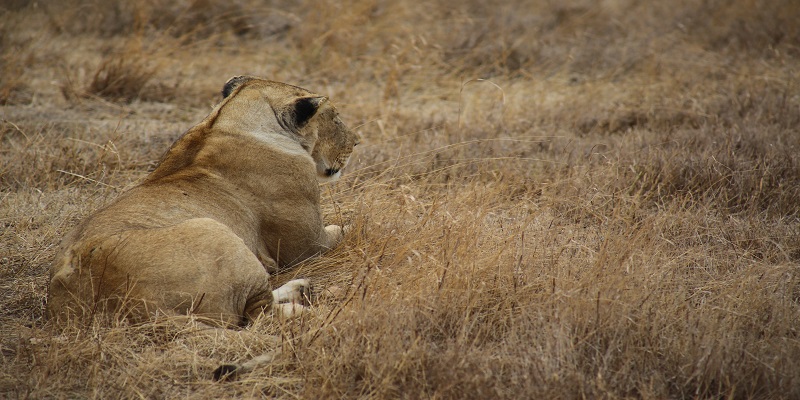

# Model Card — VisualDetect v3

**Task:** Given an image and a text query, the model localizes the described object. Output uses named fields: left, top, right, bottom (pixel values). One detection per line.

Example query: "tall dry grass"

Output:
left=2, top=0, right=799, bottom=398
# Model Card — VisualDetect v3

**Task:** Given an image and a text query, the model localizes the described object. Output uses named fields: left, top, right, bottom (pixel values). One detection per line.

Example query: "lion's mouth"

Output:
left=317, top=163, right=343, bottom=182
left=324, top=168, right=340, bottom=176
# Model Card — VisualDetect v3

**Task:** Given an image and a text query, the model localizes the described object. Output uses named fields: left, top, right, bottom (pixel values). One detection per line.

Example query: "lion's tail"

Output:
left=212, top=348, right=282, bottom=381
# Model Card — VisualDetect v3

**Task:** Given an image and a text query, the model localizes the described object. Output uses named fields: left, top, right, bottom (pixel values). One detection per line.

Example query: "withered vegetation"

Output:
left=1, top=0, right=799, bottom=398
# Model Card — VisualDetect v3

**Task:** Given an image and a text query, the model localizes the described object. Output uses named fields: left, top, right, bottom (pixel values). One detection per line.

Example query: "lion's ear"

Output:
left=293, top=96, right=327, bottom=128
left=221, top=76, right=255, bottom=98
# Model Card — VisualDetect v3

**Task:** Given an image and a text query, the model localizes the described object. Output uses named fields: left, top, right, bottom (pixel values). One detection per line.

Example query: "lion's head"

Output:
left=220, top=76, right=360, bottom=182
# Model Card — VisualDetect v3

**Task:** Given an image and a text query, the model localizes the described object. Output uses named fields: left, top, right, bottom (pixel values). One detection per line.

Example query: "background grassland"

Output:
left=2, top=0, right=799, bottom=398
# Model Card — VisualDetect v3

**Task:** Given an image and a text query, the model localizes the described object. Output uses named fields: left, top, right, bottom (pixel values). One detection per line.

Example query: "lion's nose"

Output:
left=325, top=168, right=340, bottom=176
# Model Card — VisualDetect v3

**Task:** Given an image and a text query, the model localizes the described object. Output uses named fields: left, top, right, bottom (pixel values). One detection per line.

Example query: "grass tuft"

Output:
left=86, top=57, right=158, bottom=103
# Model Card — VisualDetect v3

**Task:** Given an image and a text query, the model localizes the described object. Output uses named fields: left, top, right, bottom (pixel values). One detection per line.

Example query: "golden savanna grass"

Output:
left=2, top=0, right=800, bottom=398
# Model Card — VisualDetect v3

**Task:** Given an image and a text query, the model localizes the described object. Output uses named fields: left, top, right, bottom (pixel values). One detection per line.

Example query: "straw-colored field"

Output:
left=2, top=0, right=799, bottom=398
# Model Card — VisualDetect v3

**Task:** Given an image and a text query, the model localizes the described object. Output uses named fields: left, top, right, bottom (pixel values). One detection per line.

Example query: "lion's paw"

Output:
left=272, top=278, right=311, bottom=305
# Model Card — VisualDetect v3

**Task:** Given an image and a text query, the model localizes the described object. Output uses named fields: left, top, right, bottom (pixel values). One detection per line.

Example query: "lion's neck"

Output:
left=211, top=104, right=283, bottom=138
left=146, top=96, right=313, bottom=183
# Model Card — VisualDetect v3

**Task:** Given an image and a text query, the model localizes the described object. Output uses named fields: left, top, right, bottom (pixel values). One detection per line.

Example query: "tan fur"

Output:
left=47, top=77, right=360, bottom=327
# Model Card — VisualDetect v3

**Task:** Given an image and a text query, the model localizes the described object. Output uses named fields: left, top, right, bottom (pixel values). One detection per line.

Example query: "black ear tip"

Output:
left=221, top=76, right=253, bottom=99
left=213, top=364, right=239, bottom=381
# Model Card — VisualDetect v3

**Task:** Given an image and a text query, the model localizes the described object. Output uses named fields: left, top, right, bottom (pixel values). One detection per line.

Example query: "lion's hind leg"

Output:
left=272, top=279, right=311, bottom=304
left=215, top=280, right=312, bottom=381
left=78, top=217, right=275, bottom=327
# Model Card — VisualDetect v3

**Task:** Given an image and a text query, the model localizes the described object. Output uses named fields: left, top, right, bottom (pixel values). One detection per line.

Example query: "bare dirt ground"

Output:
left=2, top=0, right=799, bottom=398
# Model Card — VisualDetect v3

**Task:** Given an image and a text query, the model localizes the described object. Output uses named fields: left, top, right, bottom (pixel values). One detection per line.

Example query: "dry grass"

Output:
left=2, top=0, right=800, bottom=398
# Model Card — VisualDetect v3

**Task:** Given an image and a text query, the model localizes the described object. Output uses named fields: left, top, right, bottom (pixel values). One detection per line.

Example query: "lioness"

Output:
left=47, top=76, right=360, bottom=327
